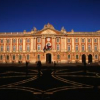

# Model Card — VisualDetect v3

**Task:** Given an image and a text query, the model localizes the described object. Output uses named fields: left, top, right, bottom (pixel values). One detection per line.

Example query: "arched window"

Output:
left=19, top=55, right=22, bottom=60
left=13, top=55, right=15, bottom=60
left=57, top=55, right=60, bottom=59
left=7, top=55, right=9, bottom=60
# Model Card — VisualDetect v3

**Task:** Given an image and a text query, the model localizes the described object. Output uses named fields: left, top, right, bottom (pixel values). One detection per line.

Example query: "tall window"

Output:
left=19, top=55, right=22, bottom=60
left=27, top=55, right=30, bottom=60
left=27, top=44, right=30, bottom=51
left=37, top=38, right=41, bottom=43
left=13, top=55, right=15, bottom=60
left=37, top=45, right=41, bottom=50
left=88, top=45, right=91, bottom=51
left=75, top=38, right=78, bottom=43
left=94, top=45, right=97, bottom=51
left=82, top=38, right=84, bottom=43
left=19, top=45, right=22, bottom=51
left=0, top=55, right=3, bottom=60
left=76, top=55, right=79, bottom=59
left=1, top=39, right=3, bottom=43
left=7, top=45, right=10, bottom=51
left=6, top=55, right=9, bottom=60
left=57, top=55, right=60, bottom=59
left=75, top=45, right=78, bottom=51
left=88, top=39, right=91, bottom=43
left=68, top=55, right=70, bottom=59
left=27, top=38, right=30, bottom=43
left=94, top=38, right=97, bottom=43
left=57, top=44, right=60, bottom=51
left=95, top=55, right=98, bottom=59
left=68, top=45, right=70, bottom=51
left=0, top=45, right=3, bottom=51
left=67, top=38, right=70, bottom=43
left=57, top=38, right=60, bottom=43
left=82, top=45, right=84, bottom=51
left=19, top=39, right=22, bottom=43
left=13, top=45, right=16, bottom=51
left=7, top=39, right=10, bottom=43
left=37, top=55, right=40, bottom=60
left=13, top=39, right=16, bottom=43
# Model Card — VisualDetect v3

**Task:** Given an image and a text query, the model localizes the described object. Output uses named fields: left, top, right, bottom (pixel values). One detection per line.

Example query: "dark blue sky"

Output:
left=0, top=0, right=100, bottom=32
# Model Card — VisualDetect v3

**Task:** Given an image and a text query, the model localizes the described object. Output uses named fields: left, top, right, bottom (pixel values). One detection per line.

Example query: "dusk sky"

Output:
left=0, top=0, right=100, bottom=32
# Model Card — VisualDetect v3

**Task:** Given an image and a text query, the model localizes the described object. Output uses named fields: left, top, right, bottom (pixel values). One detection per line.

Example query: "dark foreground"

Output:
left=0, top=63, right=100, bottom=100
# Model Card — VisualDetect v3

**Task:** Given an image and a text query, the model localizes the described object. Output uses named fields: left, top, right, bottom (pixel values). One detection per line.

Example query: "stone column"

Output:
left=86, top=38, right=87, bottom=52
left=61, top=37, right=64, bottom=52
left=4, top=39, right=6, bottom=52
left=42, top=37, right=45, bottom=50
left=31, top=38, right=33, bottom=52
left=72, top=37, right=74, bottom=52
left=79, top=38, right=81, bottom=52
left=92, top=38, right=94, bottom=52
left=33, top=37, right=36, bottom=52
left=23, top=38, right=25, bottom=52
left=52, top=37, right=56, bottom=52
left=10, top=38, right=12, bottom=52
left=17, top=38, right=18, bottom=52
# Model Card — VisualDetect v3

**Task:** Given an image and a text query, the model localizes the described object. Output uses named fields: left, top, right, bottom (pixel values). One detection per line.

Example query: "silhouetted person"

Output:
left=37, top=61, right=42, bottom=76
left=26, top=61, right=28, bottom=77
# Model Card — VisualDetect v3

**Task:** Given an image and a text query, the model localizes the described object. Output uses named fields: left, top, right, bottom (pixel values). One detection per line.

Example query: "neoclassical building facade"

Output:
left=0, top=23, right=100, bottom=64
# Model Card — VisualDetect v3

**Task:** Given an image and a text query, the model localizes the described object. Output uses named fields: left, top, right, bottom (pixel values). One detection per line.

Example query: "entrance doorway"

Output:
left=88, top=54, right=92, bottom=63
left=46, top=53, right=51, bottom=63
left=82, top=54, right=86, bottom=63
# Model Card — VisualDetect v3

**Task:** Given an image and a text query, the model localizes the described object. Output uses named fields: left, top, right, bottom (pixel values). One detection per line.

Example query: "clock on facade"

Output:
left=47, top=38, right=50, bottom=41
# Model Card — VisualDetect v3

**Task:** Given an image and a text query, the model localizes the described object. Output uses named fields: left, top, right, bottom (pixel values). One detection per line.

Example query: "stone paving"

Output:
left=0, top=64, right=100, bottom=100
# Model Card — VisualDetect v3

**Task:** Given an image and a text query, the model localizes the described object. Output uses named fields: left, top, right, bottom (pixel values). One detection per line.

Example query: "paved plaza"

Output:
left=0, top=63, right=100, bottom=100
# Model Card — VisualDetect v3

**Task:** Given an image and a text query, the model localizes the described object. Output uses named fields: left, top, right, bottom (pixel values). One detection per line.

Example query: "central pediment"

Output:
left=41, top=29, right=57, bottom=34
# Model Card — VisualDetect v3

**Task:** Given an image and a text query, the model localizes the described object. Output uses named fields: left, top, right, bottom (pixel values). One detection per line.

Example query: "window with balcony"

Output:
left=57, top=38, right=60, bottom=43
left=19, top=39, right=22, bottom=43
left=7, top=55, right=9, bottom=60
left=95, top=55, right=98, bottom=59
left=37, top=45, right=41, bottom=50
left=7, top=39, right=10, bottom=43
left=82, top=38, right=85, bottom=43
left=75, top=38, right=78, bottom=43
left=27, top=38, right=30, bottom=43
left=94, top=38, right=97, bottom=43
left=13, top=39, right=16, bottom=43
left=88, top=39, right=91, bottom=43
